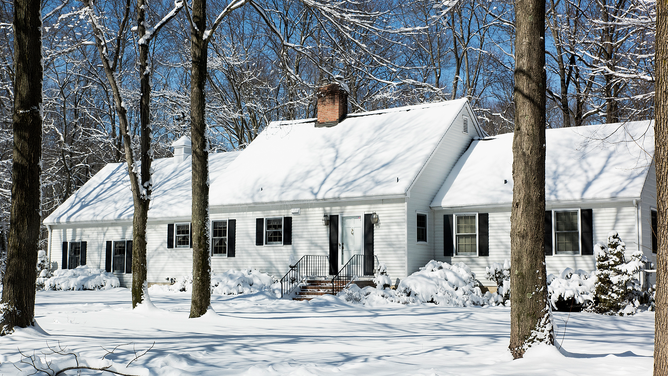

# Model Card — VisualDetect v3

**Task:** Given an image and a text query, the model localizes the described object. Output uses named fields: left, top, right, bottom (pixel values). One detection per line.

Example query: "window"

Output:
left=417, top=213, right=427, bottom=242
left=105, top=240, right=131, bottom=273
left=266, top=218, right=283, bottom=245
left=652, top=209, right=658, bottom=254
left=68, top=242, right=82, bottom=269
left=455, top=215, right=477, bottom=255
left=554, top=210, right=579, bottom=254
left=62, top=241, right=87, bottom=269
left=175, top=223, right=190, bottom=248
left=212, top=220, right=228, bottom=255
left=256, top=217, right=292, bottom=246
left=462, top=117, right=469, bottom=134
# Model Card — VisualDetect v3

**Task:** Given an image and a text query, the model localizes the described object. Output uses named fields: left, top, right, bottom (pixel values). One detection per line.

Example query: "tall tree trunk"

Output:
left=0, top=0, right=42, bottom=335
left=132, top=0, right=152, bottom=309
left=509, top=0, right=553, bottom=358
left=654, top=0, right=668, bottom=372
left=189, top=0, right=211, bottom=318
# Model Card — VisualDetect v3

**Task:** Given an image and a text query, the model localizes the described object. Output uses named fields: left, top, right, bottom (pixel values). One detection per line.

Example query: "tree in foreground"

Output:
left=0, top=0, right=42, bottom=334
left=508, top=0, right=554, bottom=358
left=654, top=0, right=667, bottom=371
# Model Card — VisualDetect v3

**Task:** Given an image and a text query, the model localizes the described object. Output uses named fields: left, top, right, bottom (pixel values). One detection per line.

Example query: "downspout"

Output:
left=47, top=224, right=52, bottom=270
left=633, top=199, right=640, bottom=254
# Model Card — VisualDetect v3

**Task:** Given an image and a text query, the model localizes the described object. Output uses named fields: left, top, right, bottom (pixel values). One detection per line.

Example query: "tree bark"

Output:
left=189, top=0, right=211, bottom=318
left=654, top=0, right=668, bottom=372
left=509, top=0, right=553, bottom=358
left=1, top=0, right=42, bottom=335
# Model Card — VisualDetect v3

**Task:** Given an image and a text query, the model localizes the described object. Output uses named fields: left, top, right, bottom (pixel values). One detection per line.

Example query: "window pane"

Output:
left=555, top=211, right=578, bottom=231
left=456, top=215, right=476, bottom=234
left=417, top=214, right=427, bottom=242
left=266, top=218, right=282, bottom=244
left=113, top=242, right=126, bottom=273
left=212, top=221, right=227, bottom=255
left=212, top=221, right=227, bottom=238
left=212, top=238, right=227, bottom=255
left=176, top=223, right=190, bottom=247
left=556, top=232, right=579, bottom=254
left=457, top=235, right=477, bottom=255
left=68, top=242, right=81, bottom=269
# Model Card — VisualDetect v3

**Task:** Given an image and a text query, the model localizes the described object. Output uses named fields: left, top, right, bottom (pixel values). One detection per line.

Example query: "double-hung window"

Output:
left=455, top=214, right=477, bottom=255
left=417, top=213, right=427, bottom=242
left=106, top=240, right=132, bottom=274
left=554, top=210, right=579, bottom=254
left=212, top=220, right=228, bottom=255
left=266, top=218, right=283, bottom=245
left=256, top=217, right=292, bottom=246
left=175, top=223, right=190, bottom=248
left=652, top=209, right=658, bottom=254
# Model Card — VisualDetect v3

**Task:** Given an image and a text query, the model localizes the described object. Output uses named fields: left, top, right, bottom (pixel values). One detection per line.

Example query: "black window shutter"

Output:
left=189, top=223, right=193, bottom=248
left=581, top=209, right=593, bottom=255
left=544, top=211, right=553, bottom=256
left=62, top=242, right=69, bottom=269
left=364, top=214, right=375, bottom=275
left=125, top=240, right=133, bottom=273
left=478, top=214, right=489, bottom=256
left=283, top=217, right=292, bottom=245
left=653, top=210, right=658, bottom=254
left=444, top=215, right=454, bottom=256
left=256, top=218, right=264, bottom=246
left=105, top=241, right=112, bottom=272
left=167, top=224, right=174, bottom=248
left=80, top=241, right=87, bottom=265
left=228, top=219, right=236, bottom=257
left=329, top=215, right=339, bottom=275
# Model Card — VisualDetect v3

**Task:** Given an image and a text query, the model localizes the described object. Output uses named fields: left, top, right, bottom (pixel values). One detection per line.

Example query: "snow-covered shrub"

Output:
left=547, top=268, right=596, bottom=311
left=593, top=231, right=646, bottom=315
left=373, top=264, right=392, bottom=290
left=35, top=250, right=53, bottom=290
left=41, top=266, right=120, bottom=291
left=485, top=260, right=510, bottom=305
left=396, top=261, right=486, bottom=306
left=164, top=269, right=280, bottom=296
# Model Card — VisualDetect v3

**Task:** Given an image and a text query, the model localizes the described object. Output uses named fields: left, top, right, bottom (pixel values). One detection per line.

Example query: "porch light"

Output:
left=371, top=212, right=379, bottom=224
left=322, top=214, right=330, bottom=226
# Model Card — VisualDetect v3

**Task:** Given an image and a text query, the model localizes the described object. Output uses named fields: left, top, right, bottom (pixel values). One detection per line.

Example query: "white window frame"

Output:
left=265, top=217, right=283, bottom=245
left=552, top=209, right=581, bottom=256
left=68, top=241, right=83, bottom=269
left=211, top=220, right=228, bottom=256
left=454, top=213, right=478, bottom=256
left=417, top=212, right=428, bottom=243
left=175, top=222, right=191, bottom=248
left=462, top=116, right=469, bottom=134
left=112, top=240, right=130, bottom=274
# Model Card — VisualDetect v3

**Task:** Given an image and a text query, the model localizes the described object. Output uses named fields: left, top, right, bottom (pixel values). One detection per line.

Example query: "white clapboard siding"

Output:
left=407, top=108, right=478, bottom=275
left=640, top=162, right=657, bottom=264
left=432, top=205, right=639, bottom=286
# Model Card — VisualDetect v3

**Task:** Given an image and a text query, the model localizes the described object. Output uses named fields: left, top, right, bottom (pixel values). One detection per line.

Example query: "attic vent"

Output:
left=463, top=117, right=469, bottom=134
left=171, top=136, right=191, bottom=163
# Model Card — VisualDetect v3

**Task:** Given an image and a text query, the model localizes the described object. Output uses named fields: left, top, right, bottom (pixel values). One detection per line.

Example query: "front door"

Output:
left=341, top=215, right=362, bottom=268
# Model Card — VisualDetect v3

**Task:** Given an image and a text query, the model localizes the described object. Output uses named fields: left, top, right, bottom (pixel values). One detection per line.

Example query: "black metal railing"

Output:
left=280, top=255, right=329, bottom=298
left=331, top=254, right=371, bottom=295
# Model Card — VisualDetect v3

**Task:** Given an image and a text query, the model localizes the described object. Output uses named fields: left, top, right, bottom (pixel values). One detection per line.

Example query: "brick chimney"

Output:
left=316, top=83, right=348, bottom=127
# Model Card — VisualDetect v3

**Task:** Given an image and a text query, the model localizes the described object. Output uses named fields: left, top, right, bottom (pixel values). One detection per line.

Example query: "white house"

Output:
left=44, top=84, right=485, bottom=287
left=43, top=84, right=656, bottom=289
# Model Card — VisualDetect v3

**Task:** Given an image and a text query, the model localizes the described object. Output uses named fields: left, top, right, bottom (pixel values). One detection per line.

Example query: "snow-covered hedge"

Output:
left=159, top=269, right=280, bottom=296
left=39, top=266, right=120, bottom=291
left=341, top=260, right=486, bottom=307
left=547, top=268, right=596, bottom=311
left=485, top=261, right=510, bottom=306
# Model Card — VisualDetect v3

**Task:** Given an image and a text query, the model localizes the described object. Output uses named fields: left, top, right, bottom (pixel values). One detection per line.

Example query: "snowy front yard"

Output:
left=0, top=288, right=654, bottom=375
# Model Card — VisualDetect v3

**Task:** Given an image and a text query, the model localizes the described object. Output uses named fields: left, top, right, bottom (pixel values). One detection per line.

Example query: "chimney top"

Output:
left=316, top=83, right=348, bottom=127
left=172, top=136, right=191, bottom=162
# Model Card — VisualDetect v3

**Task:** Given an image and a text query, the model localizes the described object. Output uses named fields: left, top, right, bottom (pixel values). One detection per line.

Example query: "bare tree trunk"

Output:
left=132, top=0, right=152, bottom=309
left=0, top=0, right=42, bottom=335
left=189, top=0, right=211, bottom=318
left=654, top=0, right=668, bottom=372
left=509, top=0, right=553, bottom=358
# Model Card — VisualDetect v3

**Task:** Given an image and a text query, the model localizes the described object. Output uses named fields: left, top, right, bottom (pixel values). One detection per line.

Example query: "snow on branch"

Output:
left=138, top=0, right=185, bottom=45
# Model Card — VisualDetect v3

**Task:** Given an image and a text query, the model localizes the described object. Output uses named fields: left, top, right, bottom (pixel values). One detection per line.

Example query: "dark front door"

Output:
left=364, top=213, right=374, bottom=275
left=328, top=215, right=339, bottom=275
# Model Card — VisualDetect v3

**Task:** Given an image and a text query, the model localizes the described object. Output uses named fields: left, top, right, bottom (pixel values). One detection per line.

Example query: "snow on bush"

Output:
left=547, top=268, right=595, bottom=311
left=35, top=250, right=53, bottom=290
left=342, top=260, right=486, bottom=307
left=40, top=266, right=120, bottom=291
left=161, top=269, right=280, bottom=297
left=592, top=231, right=646, bottom=315
left=485, top=260, right=510, bottom=306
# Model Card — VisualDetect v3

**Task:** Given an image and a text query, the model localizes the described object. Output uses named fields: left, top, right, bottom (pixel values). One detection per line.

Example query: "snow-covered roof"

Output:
left=44, top=152, right=239, bottom=224
left=431, top=120, right=655, bottom=209
left=209, top=99, right=472, bottom=206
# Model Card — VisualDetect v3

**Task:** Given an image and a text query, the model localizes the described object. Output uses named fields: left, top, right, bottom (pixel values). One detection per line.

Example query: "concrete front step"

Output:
left=292, top=279, right=376, bottom=301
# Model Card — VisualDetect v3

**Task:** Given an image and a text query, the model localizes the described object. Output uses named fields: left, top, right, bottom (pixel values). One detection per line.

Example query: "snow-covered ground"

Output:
left=0, top=288, right=654, bottom=375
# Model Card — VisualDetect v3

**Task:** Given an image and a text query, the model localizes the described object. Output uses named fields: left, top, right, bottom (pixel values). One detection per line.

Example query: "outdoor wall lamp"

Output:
left=322, top=214, right=330, bottom=226
left=371, top=212, right=379, bottom=224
